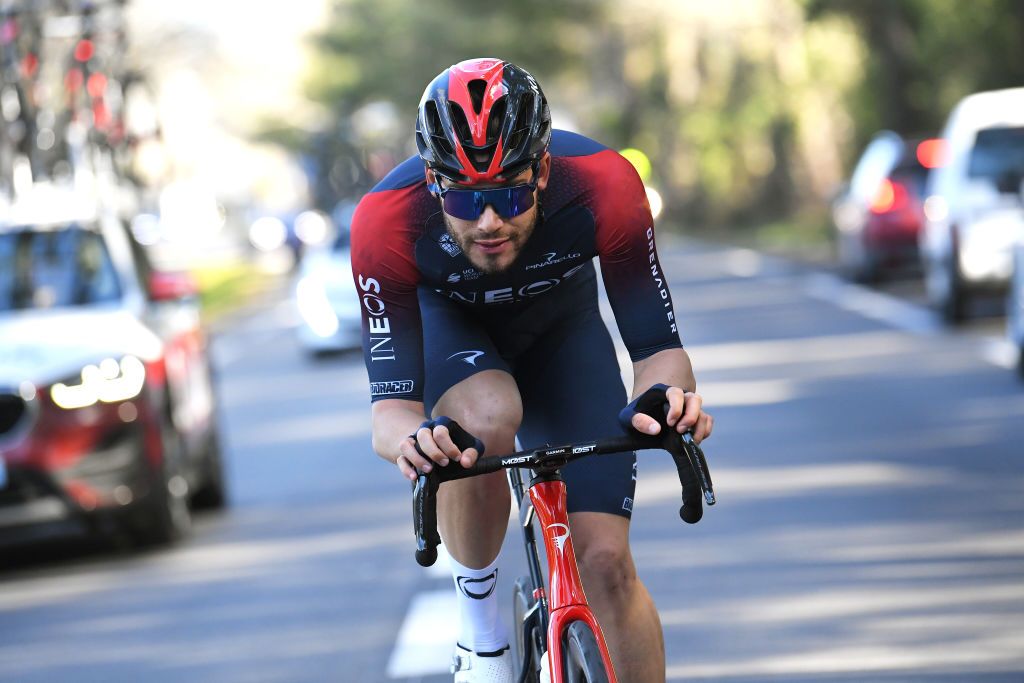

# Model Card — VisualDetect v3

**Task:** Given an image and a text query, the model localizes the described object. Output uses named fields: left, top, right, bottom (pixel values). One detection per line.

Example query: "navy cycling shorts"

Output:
left=420, top=267, right=637, bottom=518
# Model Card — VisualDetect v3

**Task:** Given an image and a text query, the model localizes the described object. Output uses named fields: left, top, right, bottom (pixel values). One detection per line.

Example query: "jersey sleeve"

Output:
left=349, top=186, right=424, bottom=402
left=587, top=150, right=683, bottom=360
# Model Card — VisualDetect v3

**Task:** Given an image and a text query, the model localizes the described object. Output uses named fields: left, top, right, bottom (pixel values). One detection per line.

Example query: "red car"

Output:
left=0, top=193, right=226, bottom=547
left=832, top=132, right=943, bottom=281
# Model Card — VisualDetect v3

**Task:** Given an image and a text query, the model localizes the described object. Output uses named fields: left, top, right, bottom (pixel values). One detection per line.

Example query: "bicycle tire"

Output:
left=562, top=621, right=611, bottom=683
left=513, top=575, right=542, bottom=682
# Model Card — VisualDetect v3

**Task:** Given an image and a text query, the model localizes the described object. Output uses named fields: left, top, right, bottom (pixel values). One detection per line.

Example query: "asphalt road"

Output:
left=1, top=240, right=1022, bottom=682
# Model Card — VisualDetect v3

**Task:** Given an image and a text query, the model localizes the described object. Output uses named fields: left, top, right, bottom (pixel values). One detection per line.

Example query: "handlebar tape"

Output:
left=411, top=417, right=483, bottom=567
left=619, top=384, right=707, bottom=524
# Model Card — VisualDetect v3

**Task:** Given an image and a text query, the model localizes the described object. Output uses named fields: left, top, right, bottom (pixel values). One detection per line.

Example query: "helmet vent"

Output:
left=506, top=93, right=534, bottom=154
left=468, top=144, right=498, bottom=172
left=424, top=101, right=453, bottom=155
left=448, top=102, right=472, bottom=146
left=486, top=96, right=507, bottom=145
left=467, top=79, right=487, bottom=115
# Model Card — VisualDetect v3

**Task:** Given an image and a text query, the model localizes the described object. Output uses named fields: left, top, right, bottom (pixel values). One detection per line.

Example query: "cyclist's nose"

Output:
left=477, top=205, right=504, bottom=231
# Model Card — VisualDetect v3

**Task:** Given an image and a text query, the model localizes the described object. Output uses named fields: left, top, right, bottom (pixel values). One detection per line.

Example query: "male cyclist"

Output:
left=351, top=58, right=713, bottom=682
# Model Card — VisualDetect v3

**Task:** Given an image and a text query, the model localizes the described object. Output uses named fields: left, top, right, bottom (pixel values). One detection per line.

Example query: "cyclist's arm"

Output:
left=631, top=348, right=711, bottom=441
left=371, top=400, right=481, bottom=479
left=370, top=398, right=426, bottom=465
left=588, top=151, right=712, bottom=442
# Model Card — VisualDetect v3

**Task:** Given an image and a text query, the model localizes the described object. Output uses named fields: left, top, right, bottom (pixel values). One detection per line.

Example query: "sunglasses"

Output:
left=430, top=175, right=539, bottom=220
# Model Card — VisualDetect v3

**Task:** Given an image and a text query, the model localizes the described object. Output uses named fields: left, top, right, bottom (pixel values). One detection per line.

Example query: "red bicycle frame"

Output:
left=530, top=478, right=617, bottom=682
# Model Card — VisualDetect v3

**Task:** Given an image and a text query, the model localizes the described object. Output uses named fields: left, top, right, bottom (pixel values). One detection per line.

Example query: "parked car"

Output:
left=831, top=131, right=940, bottom=281
left=294, top=230, right=361, bottom=356
left=920, top=87, right=1024, bottom=322
left=0, top=187, right=226, bottom=547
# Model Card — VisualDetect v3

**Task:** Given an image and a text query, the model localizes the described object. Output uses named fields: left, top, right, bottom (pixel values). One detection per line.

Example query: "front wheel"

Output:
left=562, top=621, right=611, bottom=683
left=513, top=576, right=544, bottom=682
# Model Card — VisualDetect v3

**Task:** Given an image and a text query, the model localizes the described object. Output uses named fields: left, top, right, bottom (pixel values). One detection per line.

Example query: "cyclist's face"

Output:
left=430, top=154, right=550, bottom=274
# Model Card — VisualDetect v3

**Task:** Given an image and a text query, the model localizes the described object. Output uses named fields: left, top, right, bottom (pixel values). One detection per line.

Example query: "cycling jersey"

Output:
left=351, top=129, right=682, bottom=403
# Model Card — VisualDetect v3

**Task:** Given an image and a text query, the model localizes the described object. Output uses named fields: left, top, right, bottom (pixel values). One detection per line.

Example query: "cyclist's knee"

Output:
left=576, top=541, right=638, bottom=599
left=433, top=370, right=522, bottom=447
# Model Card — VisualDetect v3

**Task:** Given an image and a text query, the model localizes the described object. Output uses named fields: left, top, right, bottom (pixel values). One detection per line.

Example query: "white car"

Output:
left=920, top=87, right=1024, bottom=322
left=1010, top=240, right=1024, bottom=377
left=294, top=233, right=362, bottom=355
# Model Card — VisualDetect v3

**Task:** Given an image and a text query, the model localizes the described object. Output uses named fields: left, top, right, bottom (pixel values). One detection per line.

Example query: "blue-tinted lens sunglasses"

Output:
left=430, top=171, right=539, bottom=220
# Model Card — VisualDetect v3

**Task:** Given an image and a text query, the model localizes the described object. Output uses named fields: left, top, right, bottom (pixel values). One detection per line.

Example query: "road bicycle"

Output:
left=411, top=414, right=715, bottom=682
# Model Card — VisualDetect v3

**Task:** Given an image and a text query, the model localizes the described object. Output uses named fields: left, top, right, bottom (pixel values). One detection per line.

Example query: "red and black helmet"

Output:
left=416, top=58, right=552, bottom=185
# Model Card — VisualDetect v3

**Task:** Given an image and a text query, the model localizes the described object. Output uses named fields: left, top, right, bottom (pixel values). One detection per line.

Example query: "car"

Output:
left=920, top=87, right=1024, bottom=322
left=0, top=186, right=226, bottom=548
left=294, top=230, right=362, bottom=356
left=831, top=131, right=940, bottom=281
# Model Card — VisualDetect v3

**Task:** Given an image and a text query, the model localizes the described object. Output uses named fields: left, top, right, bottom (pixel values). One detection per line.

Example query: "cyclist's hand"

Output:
left=398, top=417, right=485, bottom=479
left=620, top=383, right=715, bottom=444
left=663, top=386, right=713, bottom=443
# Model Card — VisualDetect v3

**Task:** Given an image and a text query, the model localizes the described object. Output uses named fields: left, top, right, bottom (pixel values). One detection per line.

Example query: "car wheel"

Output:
left=927, top=255, right=969, bottom=324
left=191, top=428, right=228, bottom=510
left=837, top=232, right=876, bottom=282
left=942, top=262, right=969, bottom=324
left=129, top=412, right=192, bottom=546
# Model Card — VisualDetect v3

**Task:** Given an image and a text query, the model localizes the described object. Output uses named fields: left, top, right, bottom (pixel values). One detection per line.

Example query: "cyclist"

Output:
left=351, top=58, right=714, bottom=682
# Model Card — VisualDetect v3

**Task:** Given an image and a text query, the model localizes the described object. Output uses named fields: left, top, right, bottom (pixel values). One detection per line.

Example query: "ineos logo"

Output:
left=440, top=263, right=589, bottom=305
left=358, top=275, right=395, bottom=361
left=361, top=293, right=386, bottom=315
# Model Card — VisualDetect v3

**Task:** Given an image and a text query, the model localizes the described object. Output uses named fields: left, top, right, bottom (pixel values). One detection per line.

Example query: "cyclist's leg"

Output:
left=422, top=290, right=519, bottom=673
left=568, top=513, right=664, bottom=682
left=516, top=306, right=665, bottom=683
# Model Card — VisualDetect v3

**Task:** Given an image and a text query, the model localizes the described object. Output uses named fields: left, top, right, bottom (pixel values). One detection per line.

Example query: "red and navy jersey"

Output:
left=350, top=129, right=681, bottom=402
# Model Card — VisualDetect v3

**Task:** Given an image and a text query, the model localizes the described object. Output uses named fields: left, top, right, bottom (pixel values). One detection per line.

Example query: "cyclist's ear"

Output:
left=424, top=169, right=441, bottom=197
left=535, top=152, right=551, bottom=192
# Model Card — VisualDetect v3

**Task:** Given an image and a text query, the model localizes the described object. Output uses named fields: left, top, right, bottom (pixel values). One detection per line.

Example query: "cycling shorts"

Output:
left=420, top=264, right=637, bottom=518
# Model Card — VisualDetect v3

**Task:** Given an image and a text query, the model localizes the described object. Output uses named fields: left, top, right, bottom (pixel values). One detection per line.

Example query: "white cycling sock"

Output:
left=449, top=554, right=509, bottom=653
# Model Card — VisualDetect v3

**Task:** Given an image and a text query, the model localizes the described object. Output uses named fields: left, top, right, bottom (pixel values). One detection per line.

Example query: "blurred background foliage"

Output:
left=268, top=0, right=1024, bottom=237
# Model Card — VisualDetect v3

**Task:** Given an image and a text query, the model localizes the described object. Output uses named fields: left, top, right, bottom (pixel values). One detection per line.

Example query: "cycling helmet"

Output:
left=416, top=58, right=551, bottom=185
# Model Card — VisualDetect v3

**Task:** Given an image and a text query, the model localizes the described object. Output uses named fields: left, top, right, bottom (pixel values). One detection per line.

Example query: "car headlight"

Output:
left=50, top=356, right=147, bottom=410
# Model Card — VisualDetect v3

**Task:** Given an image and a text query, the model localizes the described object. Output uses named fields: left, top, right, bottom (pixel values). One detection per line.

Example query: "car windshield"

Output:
left=968, top=126, right=1024, bottom=189
left=0, top=225, right=122, bottom=312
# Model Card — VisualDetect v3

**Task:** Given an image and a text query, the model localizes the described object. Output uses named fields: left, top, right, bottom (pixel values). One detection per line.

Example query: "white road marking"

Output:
left=803, top=272, right=1018, bottom=370
left=803, top=273, right=942, bottom=336
left=386, top=589, right=458, bottom=678
left=980, top=337, right=1018, bottom=369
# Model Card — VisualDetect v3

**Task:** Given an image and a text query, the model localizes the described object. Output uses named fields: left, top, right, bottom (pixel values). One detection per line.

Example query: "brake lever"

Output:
left=681, top=432, right=716, bottom=506
left=657, top=402, right=715, bottom=524
left=412, top=471, right=441, bottom=567
left=663, top=430, right=704, bottom=523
